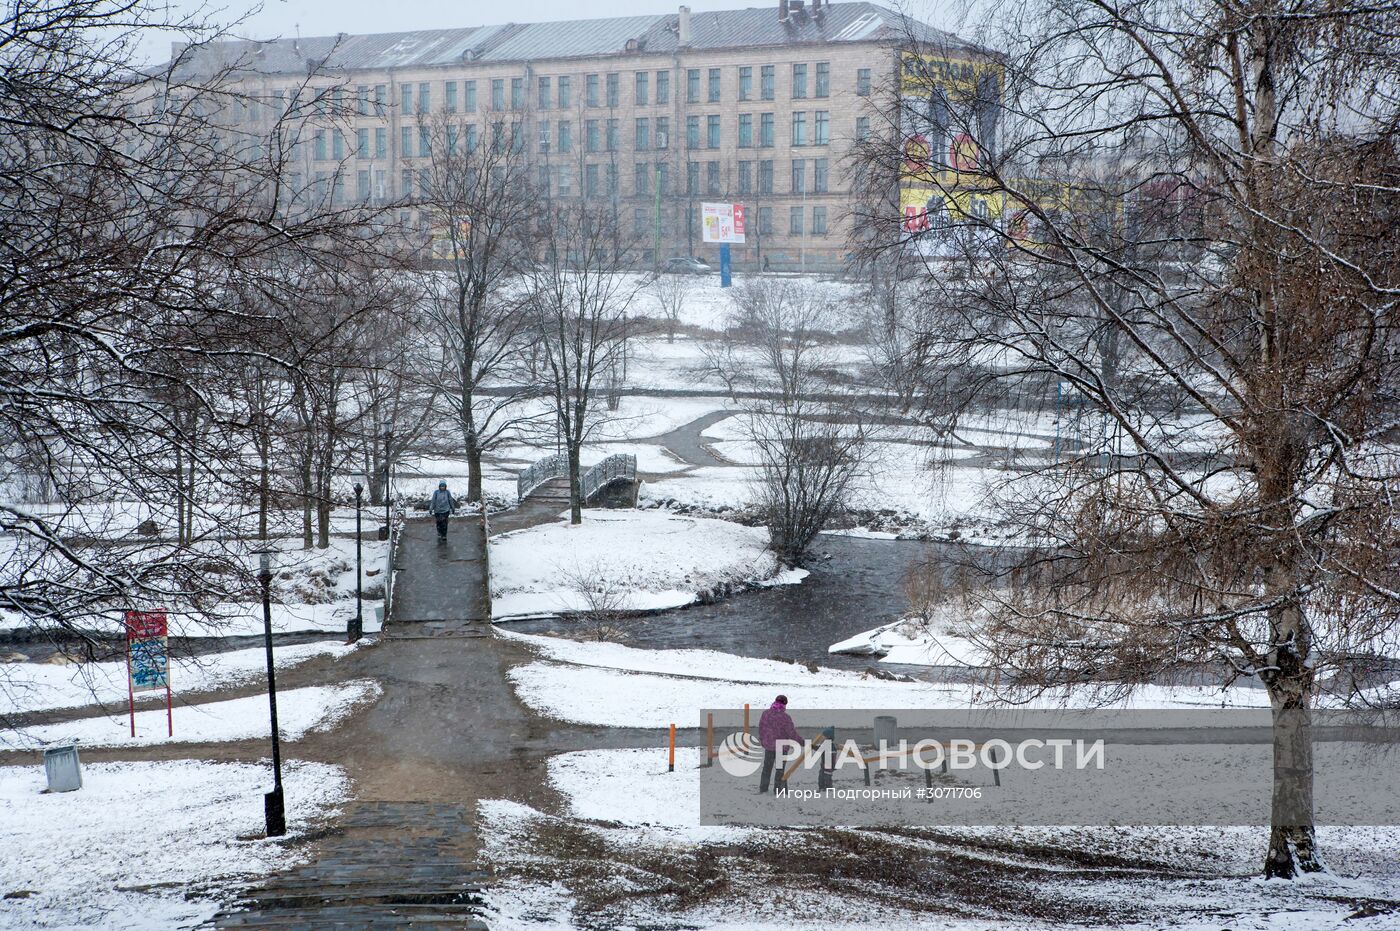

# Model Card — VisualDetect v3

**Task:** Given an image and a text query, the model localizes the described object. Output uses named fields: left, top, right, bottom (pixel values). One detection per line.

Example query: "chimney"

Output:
left=779, top=0, right=790, bottom=22
left=678, top=5, right=692, bottom=45
left=811, top=0, right=822, bottom=16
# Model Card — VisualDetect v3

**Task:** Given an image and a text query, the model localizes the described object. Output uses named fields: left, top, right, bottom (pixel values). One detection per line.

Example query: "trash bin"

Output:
left=873, top=715, right=898, bottom=749
left=43, top=743, right=82, bottom=792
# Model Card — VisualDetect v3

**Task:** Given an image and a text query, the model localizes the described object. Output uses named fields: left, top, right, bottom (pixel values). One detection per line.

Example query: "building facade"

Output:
left=180, top=1, right=979, bottom=270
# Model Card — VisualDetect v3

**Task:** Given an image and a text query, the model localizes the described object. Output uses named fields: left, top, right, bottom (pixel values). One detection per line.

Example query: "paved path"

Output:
left=652, top=409, right=736, bottom=468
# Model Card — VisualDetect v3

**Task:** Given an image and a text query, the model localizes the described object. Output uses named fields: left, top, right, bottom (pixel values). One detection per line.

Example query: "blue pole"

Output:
left=719, top=242, right=732, bottom=288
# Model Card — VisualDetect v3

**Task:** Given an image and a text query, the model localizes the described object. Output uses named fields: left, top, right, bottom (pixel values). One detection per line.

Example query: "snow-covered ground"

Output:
left=829, top=615, right=987, bottom=667
left=489, top=510, right=801, bottom=619
left=1, top=639, right=363, bottom=715
left=0, top=759, right=349, bottom=928
left=2, top=679, right=380, bottom=750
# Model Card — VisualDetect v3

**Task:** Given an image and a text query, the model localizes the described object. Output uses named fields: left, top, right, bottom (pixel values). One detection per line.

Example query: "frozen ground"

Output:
left=2, top=679, right=380, bottom=750
left=489, top=510, right=800, bottom=619
left=0, top=759, right=349, bottom=929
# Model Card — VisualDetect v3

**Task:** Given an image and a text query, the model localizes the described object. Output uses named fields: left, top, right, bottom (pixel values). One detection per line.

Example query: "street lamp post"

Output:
left=379, top=429, right=393, bottom=541
left=258, top=550, right=286, bottom=837
left=350, top=481, right=364, bottom=644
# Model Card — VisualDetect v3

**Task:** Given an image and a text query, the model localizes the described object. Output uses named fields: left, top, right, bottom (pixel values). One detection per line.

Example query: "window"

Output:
left=655, top=116, right=670, bottom=148
left=491, top=79, right=504, bottom=110
left=538, top=76, right=551, bottom=110
left=586, top=163, right=599, bottom=196
left=813, top=157, right=828, bottom=192
left=375, top=84, right=387, bottom=115
left=758, top=159, right=773, bottom=193
left=856, top=68, right=871, bottom=96
left=356, top=128, right=369, bottom=158
left=708, top=68, right=721, bottom=102
left=446, top=124, right=459, bottom=155
left=491, top=121, right=504, bottom=152
left=791, top=158, right=806, bottom=193
left=538, top=120, right=550, bottom=153
left=557, top=165, right=572, bottom=197
left=606, top=118, right=618, bottom=151
left=706, top=160, right=720, bottom=194
left=332, top=129, right=344, bottom=160
left=738, top=114, right=753, bottom=147
left=634, top=207, right=650, bottom=238
left=792, top=63, right=807, bottom=99
left=758, top=205, right=773, bottom=234
left=418, top=82, right=430, bottom=113
left=761, top=65, right=774, bottom=100
left=586, top=73, right=600, bottom=107
left=738, top=161, right=752, bottom=193
left=707, top=114, right=720, bottom=149
left=537, top=164, right=550, bottom=193
left=812, top=205, right=828, bottom=234
left=401, top=85, right=412, bottom=113
left=686, top=115, right=700, bottom=148
left=400, top=169, right=411, bottom=198
left=606, top=162, right=618, bottom=194
left=687, top=69, right=700, bottom=103
left=511, top=122, right=524, bottom=153
left=656, top=70, right=670, bottom=104
left=357, top=169, right=369, bottom=202
left=333, top=87, right=345, bottom=114
left=356, top=86, right=369, bottom=116
left=635, top=163, right=650, bottom=195
left=686, top=161, right=699, bottom=195
left=815, top=62, right=829, bottom=98
left=511, top=78, right=524, bottom=109
left=418, top=168, right=430, bottom=198
left=792, top=112, right=807, bottom=146
left=790, top=205, right=804, bottom=234
left=606, top=72, right=619, bottom=108
left=466, top=124, right=479, bottom=151
left=657, top=162, right=670, bottom=195
left=586, top=119, right=600, bottom=152
left=635, top=71, right=648, bottom=106
left=557, top=120, right=572, bottom=153
left=635, top=117, right=650, bottom=150
left=815, top=110, right=829, bottom=144
left=442, top=81, right=456, bottom=113
left=558, top=75, right=571, bottom=108
left=375, top=127, right=387, bottom=158
left=418, top=125, right=430, bottom=157
left=856, top=116, right=870, bottom=139
left=465, top=80, right=476, bottom=112
left=739, top=66, right=752, bottom=101
left=760, top=112, right=774, bottom=147
left=313, top=129, right=326, bottom=161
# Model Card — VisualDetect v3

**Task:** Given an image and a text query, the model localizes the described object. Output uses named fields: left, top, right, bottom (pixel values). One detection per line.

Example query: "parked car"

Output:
left=662, top=256, right=714, bottom=275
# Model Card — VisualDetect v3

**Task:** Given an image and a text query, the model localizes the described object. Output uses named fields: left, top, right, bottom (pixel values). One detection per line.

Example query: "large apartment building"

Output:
left=176, top=1, right=979, bottom=270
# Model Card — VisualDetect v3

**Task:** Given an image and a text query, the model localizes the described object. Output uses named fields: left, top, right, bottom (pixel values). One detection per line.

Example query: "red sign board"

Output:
left=732, top=204, right=746, bottom=237
left=125, top=611, right=167, bottom=640
left=124, top=610, right=173, bottom=737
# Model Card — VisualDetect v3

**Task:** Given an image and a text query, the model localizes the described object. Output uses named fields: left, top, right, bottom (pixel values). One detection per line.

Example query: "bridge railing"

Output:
left=516, top=452, right=637, bottom=503
left=516, top=453, right=567, bottom=501
left=581, top=453, right=637, bottom=502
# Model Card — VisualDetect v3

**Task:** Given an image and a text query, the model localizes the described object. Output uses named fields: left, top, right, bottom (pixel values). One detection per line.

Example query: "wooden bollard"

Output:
left=743, top=703, right=750, bottom=736
left=668, top=723, right=676, bottom=772
left=705, top=713, right=714, bottom=766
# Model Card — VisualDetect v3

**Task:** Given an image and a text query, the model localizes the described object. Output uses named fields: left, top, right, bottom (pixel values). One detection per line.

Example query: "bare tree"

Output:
left=708, top=279, right=870, bottom=564
left=559, top=559, right=631, bottom=642
left=419, top=113, right=540, bottom=502
left=646, top=271, right=694, bottom=343
left=526, top=199, right=641, bottom=524
left=859, top=1, right=1400, bottom=878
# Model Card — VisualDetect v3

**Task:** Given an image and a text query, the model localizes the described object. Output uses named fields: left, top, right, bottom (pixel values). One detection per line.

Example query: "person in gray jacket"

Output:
left=429, top=481, right=456, bottom=540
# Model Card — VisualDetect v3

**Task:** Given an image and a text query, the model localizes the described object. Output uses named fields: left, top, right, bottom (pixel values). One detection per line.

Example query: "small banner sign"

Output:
left=124, top=610, right=173, bottom=737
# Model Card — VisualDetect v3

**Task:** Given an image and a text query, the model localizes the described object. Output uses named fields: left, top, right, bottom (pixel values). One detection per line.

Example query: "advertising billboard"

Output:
left=701, top=202, right=746, bottom=244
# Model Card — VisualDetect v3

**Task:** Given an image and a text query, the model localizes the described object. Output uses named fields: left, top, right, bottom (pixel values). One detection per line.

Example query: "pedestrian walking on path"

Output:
left=758, top=694, right=802, bottom=793
left=429, top=481, right=456, bottom=541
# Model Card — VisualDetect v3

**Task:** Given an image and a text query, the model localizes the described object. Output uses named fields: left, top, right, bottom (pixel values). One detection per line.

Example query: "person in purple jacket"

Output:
left=758, top=694, right=804, bottom=793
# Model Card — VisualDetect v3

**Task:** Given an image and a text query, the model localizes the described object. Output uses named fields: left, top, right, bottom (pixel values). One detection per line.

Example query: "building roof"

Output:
left=167, top=2, right=971, bottom=77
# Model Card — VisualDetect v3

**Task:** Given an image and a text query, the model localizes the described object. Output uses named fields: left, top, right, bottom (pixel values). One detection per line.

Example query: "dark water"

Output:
left=502, top=535, right=1000, bottom=680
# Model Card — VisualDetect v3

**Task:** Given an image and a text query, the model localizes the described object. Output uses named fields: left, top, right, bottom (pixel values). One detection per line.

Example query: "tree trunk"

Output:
left=567, top=441, right=582, bottom=525
left=300, top=445, right=313, bottom=550
left=466, top=441, right=483, bottom=504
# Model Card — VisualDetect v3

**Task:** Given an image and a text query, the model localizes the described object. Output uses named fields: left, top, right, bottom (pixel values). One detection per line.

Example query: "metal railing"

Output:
left=516, top=452, right=637, bottom=503
left=516, top=453, right=567, bottom=501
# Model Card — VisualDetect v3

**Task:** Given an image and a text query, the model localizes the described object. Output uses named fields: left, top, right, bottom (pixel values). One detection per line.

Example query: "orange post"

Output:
left=743, top=703, right=750, bottom=736
left=668, top=723, right=676, bottom=772
left=705, top=713, right=714, bottom=766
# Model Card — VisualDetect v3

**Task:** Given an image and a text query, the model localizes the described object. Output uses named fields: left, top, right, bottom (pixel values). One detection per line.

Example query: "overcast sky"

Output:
left=136, top=0, right=974, bottom=65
